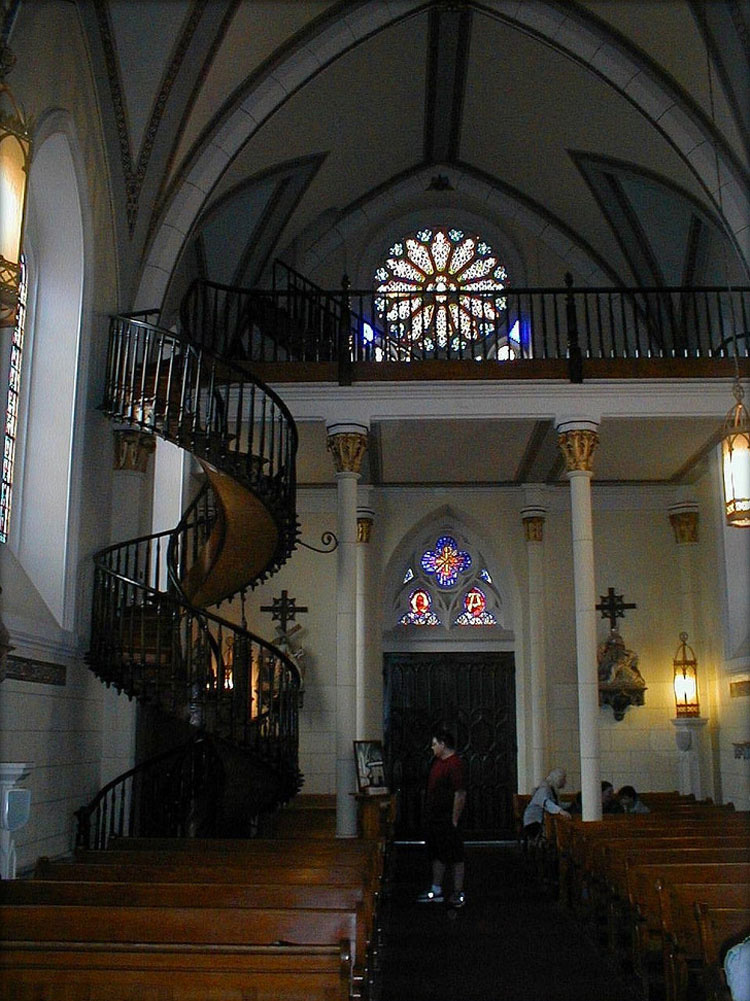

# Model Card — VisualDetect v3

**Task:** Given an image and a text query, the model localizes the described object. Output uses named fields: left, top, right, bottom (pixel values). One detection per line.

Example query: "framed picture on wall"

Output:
left=353, top=740, right=388, bottom=795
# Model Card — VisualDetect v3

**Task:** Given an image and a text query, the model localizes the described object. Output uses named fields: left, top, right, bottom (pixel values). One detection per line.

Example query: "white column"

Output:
left=558, top=420, right=601, bottom=822
left=668, top=502, right=699, bottom=638
left=356, top=503, right=374, bottom=740
left=672, top=718, right=708, bottom=798
left=327, top=423, right=368, bottom=837
left=105, top=431, right=156, bottom=789
left=522, top=502, right=548, bottom=788
left=668, top=504, right=710, bottom=799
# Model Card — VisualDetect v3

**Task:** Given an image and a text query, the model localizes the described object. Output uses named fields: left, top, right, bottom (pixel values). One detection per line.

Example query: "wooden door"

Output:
left=383, top=651, right=517, bottom=839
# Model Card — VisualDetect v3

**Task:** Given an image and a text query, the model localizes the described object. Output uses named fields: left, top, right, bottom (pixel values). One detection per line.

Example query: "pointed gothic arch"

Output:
left=382, top=504, right=517, bottom=650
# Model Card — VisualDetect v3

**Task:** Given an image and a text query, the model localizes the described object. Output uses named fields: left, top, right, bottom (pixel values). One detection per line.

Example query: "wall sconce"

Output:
left=721, top=378, right=750, bottom=528
left=673, top=632, right=700, bottom=718
left=0, top=45, right=32, bottom=329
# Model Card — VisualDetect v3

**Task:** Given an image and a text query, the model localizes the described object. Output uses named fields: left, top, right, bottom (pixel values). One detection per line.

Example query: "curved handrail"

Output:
left=89, top=536, right=302, bottom=813
left=90, top=307, right=303, bottom=817
left=74, top=734, right=225, bottom=849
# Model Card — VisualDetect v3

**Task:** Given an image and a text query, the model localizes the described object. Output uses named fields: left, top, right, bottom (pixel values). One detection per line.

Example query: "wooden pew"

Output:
left=658, top=883, right=750, bottom=1001
left=625, top=862, right=750, bottom=998
left=695, top=903, right=750, bottom=1001
left=16, top=834, right=386, bottom=1000
left=0, top=878, right=368, bottom=911
left=0, top=901, right=367, bottom=1001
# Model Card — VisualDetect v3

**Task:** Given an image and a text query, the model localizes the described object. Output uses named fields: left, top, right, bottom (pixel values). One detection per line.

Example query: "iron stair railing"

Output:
left=75, top=735, right=225, bottom=849
left=86, top=308, right=302, bottom=837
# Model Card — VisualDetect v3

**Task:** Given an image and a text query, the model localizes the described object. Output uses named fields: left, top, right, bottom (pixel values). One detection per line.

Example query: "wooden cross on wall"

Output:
left=260, top=590, right=308, bottom=634
left=595, top=587, right=637, bottom=630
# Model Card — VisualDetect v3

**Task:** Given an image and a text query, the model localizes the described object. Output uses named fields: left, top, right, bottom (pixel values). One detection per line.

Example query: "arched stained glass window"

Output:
left=374, top=228, right=509, bottom=356
left=394, top=529, right=501, bottom=630
left=1, top=254, right=27, bottom=544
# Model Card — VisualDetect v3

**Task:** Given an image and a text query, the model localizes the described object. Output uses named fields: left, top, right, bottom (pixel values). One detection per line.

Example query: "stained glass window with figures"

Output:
left=395, top=530, right=501, bottom=629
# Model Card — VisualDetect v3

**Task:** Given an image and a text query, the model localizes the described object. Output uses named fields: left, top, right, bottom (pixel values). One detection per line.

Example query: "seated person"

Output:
left=602, top=780, right=624, bottom=814
left=522, top=767, right=572, bottom=840
left=617, top=784, right=650, bottom=813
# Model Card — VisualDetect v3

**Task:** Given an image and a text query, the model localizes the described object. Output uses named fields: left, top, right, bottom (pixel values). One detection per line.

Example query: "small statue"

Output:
left=597, top=629, right=646, bottom=720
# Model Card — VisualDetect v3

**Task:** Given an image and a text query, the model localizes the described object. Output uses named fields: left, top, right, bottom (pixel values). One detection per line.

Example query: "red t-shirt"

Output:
left=426, top=753, right=465, bottom=819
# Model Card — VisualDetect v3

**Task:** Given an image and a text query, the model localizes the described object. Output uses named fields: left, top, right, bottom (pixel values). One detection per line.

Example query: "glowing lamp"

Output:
left=0, top=71, right=32, bottom=329
left=673, top=632, right=700, bottom=718
left=721, top=379, right=750, bottom=528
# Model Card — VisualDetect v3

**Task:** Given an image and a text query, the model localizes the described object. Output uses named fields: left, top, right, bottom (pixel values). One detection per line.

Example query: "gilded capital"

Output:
left=523, top=516, right=545, bottom=542
left=669, top=509, right=699, bottom=544
left=557, top=428, right=599, bottom=473
left=357, top=516, right=374, bottom=543
left=113, top=430, right=156, bottom=473
left=327, top=431, right=368, bottom=474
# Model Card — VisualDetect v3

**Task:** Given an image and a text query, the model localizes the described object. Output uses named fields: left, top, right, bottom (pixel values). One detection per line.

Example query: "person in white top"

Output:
left=522, top=767, right=571, bottom=841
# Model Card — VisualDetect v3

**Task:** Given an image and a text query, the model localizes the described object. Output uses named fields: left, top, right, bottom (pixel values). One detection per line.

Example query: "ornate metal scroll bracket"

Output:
left=297, top=531, right=338, bottom=554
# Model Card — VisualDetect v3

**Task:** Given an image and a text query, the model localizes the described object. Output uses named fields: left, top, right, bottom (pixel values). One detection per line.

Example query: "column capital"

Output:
left=668, top=502, right=699, bottom=544
left=556, top=420, right=599, bottom=473
left=327, top=423, right=368, bottom=474
left=357, top=506, right=374, bottom=544
left=521, top=506, right=546, bottom=542
left=113, top=429, right=156, bottom=473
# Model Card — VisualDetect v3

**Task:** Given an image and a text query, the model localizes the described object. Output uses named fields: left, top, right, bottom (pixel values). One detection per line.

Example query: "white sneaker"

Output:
left=416, top=888, right=444, bottom=903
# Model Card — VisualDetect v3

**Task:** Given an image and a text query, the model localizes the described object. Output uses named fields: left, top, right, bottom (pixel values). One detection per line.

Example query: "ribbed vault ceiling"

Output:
left=72, top=0, right=749, bottom=487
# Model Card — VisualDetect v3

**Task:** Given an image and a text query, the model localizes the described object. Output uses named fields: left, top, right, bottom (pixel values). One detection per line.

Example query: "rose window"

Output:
left=374, top=228, right=508, bottom=354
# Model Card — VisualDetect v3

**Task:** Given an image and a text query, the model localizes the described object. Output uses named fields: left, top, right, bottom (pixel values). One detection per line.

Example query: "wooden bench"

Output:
left=35, top=858, right=373, bottom=886
left=696, top=904, right=750, bottom=1001
left=624, top=862, right=750, bottom=997
left=658, top=883, right=750, bottom=1001
left=0, top=901, right=368, bottom=1001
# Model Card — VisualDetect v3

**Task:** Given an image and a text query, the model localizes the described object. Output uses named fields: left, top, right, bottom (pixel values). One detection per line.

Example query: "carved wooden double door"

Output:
left=383, top=651, right=517, bottom=840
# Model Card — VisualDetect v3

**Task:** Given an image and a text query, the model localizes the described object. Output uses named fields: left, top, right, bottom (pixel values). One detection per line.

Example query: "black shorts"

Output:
left=426, top=817, right=465, bottom=864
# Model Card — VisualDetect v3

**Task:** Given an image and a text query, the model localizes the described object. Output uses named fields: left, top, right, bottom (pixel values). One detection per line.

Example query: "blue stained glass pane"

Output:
left=480, top=569, right=492, bottom=583
left=420, top=535, right=472, bottom=588
left=403, top=567, right=414, bottom=584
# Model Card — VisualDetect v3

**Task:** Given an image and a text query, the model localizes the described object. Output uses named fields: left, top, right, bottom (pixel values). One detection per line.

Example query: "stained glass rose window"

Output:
left=374, top=228, right=508, bottom=354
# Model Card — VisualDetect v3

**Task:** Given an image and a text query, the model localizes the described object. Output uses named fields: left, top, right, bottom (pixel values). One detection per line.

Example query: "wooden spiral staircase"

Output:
left=80, top=297, right=302, bottom=845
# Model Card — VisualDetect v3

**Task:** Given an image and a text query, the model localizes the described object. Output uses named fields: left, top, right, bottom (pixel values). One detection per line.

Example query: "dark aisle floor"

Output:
left=378, top=843, right=642, bottom=1001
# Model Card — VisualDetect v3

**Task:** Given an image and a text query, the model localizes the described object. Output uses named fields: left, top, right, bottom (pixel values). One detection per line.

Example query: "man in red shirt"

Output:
left=417, top=727, right=467, bottom=907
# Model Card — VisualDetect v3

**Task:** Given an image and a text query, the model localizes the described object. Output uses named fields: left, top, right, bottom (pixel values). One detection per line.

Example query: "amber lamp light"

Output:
left=0, top=58, right=32, bottom=329
left=673, top=632, right=700, bottom=718
left=721, top=378, right=750, bottom=528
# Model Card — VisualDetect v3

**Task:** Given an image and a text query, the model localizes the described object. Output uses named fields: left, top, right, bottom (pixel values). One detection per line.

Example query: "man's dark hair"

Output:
left=618, top=785, right=637, bottom=799
left=433, top=726, right=455, bottom=749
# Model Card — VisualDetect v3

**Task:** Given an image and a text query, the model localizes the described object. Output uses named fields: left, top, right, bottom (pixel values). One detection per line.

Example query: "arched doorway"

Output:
left=384, top=650, right=516, bottom=839
left=382, top=515, right=518, bottom=839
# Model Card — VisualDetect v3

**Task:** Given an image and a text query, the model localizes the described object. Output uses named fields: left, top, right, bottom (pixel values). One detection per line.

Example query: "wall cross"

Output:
left=595, top=587, right=637, bottom=631
left=260, top=590, right=308, bottom=634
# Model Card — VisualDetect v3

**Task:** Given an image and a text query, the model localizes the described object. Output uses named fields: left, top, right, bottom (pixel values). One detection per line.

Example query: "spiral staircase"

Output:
left=80, top=289, right=303, bottom=846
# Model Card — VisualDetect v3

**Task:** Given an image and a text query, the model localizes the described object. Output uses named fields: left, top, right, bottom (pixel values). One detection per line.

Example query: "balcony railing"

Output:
left=181, top=270, right=750, bottom=384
